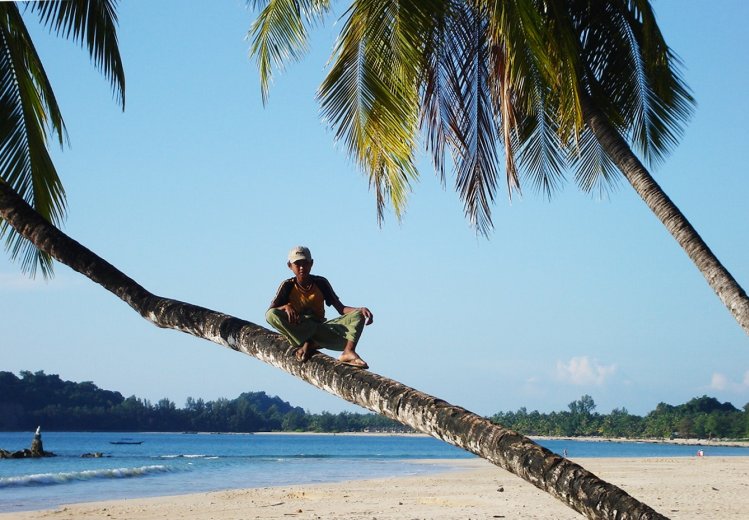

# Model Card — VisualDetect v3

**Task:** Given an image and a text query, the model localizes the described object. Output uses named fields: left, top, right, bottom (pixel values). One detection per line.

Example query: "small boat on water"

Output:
left=109, top=440, right=143, bottom=445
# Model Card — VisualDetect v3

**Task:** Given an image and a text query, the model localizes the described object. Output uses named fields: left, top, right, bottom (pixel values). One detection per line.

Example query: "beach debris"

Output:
left=0, top=426, right=56, bottom=458
left=259, top=502, right=285, bottom=507
left=497, top=486, right=504, bottom=492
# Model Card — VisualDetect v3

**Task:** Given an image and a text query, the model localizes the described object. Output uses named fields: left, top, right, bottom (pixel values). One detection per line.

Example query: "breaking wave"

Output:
left=0, top=465, right=173, bottom=488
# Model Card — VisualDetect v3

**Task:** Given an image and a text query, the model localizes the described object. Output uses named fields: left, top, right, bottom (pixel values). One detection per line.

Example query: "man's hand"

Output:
left=360, top=307, right=374, bottom=325
left=283, top=304, right=299, bottom=324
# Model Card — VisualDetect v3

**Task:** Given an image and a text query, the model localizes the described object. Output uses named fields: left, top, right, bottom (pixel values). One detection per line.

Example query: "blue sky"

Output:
left=2, top=0, right=748, bottom=416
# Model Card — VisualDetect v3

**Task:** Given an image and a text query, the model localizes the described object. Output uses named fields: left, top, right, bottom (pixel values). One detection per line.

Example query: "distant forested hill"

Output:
left=2, top=371, right=747, bottom=438
left=0, top=371, right=408, bottom=432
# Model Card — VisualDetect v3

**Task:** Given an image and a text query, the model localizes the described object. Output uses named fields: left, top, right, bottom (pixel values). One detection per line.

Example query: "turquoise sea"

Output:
left=1, top=432, right=747, bottom=513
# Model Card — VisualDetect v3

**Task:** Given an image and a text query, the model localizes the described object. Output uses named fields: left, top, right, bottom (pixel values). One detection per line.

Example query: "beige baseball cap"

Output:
left=288, top=246, right=312, bottom=263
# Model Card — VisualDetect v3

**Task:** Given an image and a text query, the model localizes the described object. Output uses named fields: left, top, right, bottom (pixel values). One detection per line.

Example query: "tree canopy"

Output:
left=249, top=0, right=693, bottom=234
left=248, top=0, right=749, bottom=335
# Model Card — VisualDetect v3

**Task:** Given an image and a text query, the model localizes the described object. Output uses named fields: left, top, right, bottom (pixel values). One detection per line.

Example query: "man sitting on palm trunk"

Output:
left=266, top=246, right=373, bottom=369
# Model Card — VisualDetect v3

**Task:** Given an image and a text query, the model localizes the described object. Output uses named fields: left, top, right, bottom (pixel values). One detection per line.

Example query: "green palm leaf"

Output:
left=319, top=0, right=428, bottom=221
left=0, top=3, right=66, bottom=277
left=0, top=0, right=125, bottom=277
left=570, top=127, right=620, bottom=196
left=516, top=94, right=566, bottom=198
left=250, top=0, right=695, bottom=232
left=248, top=0, right=331, bottom=104
left=559, top=0, right=693, bottom=174
left=447, top=4, right=499, bottom=235
left=421, top=1, right=473, bottom=186
left=619, top=0, right=694, bottom=165
left=29, top=0, right=125, bottom=109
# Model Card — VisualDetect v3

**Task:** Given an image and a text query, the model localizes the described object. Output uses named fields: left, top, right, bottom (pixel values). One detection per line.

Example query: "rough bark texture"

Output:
left=581, top=96, right=749, bottom=337
left=0, top=180, right=666, bottom=519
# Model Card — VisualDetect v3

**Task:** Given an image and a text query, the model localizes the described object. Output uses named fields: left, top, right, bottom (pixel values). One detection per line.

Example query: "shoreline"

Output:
left=171, top=430, right=749, bottom=448
left=7, top=429, right=747, bottom=448
left=3, top=456, right=748, bottom=519
left=529, top=435, right=749, bottom=448
left=233, top=431, right=749, bottom=449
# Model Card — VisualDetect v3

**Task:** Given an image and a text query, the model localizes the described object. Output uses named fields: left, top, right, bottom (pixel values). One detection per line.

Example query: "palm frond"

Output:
left=621, top=0, right=694, bottom=164
left=420, top=0, right=454, bottom=184
left=486, top=43, right=520, bottom=197
left=319, top=0, right=426, bottom=221
left=577, top=2, right=649, bottom=152
left=516, top=94, right=566, bottom=198
left=570, top=0, right=694, bottom=169
left=482, top=0, right=567, bottom=199
left=246, top=0, right=697, bottom=236
left=538, top=0, right=585, bottom=145
left=569, top=127, right=620, bottom=197
left=482, top=0, right=551, bottom=114
left=248, top=0, right=331, bottom=104
left=29, top=0, right=125, bottom=109
left=0, top=3, right=67, bottom=277
left=446, top=3, right=499, bottom=235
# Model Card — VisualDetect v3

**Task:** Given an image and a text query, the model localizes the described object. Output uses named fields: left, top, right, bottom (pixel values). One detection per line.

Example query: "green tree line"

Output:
left=490, top=395, right=749, bottom=440
left=2, top=371, right=747, bottom=438
left=0, top=371, right=409, bottom=433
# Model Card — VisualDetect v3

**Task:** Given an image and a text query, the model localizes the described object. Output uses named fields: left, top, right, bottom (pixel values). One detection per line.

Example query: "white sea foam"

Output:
left=0, top=465, right=172, bottom=488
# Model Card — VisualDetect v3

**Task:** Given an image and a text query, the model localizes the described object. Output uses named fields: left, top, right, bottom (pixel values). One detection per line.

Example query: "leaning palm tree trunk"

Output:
left=0, top=180, right=667, bottom=519
left=581, top=97, right=749, bottom=336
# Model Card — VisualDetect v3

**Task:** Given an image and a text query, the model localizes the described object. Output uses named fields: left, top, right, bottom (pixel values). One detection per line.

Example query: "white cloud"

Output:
left=556, top=356, right=617, bottom=386
left=710, top=372, right=729, bottom=391
left=709, top=371, right=749, bottom=392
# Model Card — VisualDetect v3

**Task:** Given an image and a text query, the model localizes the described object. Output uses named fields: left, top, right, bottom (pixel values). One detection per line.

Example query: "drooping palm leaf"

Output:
left=420, top=1, right=452, bottom=183
left=561, top=0, right=693, bottom=177
left=250, top=0, right=695, bottom=232
left=0, top=3, right=67, bottom=277
left=29, top=0, right=125, bottom=109
left=248, top=0, right=331, bottom=103
left=570, top=127, right=620, bottom=196
left=493, top=3, right=567, bottom=197
left=0, top=0, right=125, bottom=277
left=444, top=2, right=499, bottom=234
left=515, top=91, right=566, bottom=198
left=616, top=0, right=694, bottom=165
left=536, top=0, right=586, bottom=147
left=319, top=0, right=429, bottom=220
left=483, top=0, right=550, bottom=196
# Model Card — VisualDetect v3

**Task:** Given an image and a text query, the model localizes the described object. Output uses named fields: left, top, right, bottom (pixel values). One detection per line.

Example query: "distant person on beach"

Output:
left=266, top=246, right=373, bottom=368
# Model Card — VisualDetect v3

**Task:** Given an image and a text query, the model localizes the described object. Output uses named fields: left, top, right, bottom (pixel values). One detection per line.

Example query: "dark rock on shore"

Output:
left=81, top=452, right=106, bottom=458
left=0, top=448, right=55, bottom=459
left=0, top=426, right=56, bottom=458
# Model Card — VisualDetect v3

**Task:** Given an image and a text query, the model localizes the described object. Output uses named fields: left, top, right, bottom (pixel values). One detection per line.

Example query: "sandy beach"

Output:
left=3, top=456, right=747, bottom=519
